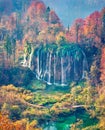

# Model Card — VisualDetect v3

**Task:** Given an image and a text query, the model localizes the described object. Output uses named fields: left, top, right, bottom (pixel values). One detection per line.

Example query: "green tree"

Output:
left=26, top=41, right=32, bottom=54
left=4, top=35, right=12, bottom=60
left=24, top=41, right=32, bottom=61
left=11, top=38, right=16, bottom=65
left=45, top=6, right=50, bottom=22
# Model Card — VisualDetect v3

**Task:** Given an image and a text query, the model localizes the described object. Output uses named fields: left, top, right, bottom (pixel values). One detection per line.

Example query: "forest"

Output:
left=0, top=0, right=105, bottom=130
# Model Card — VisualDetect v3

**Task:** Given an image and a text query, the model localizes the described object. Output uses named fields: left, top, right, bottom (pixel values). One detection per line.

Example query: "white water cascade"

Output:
left=36, top=49, right=41, bottom=79
left=47, top=52, right=52, bottom=85
left=21, top=44, right=34, bottom=68
left=82, top=51, right=88, bottom=79
left=53, top=54, right=56, bottom=84
left=22, top=44, right=89, bottom=86
left=61, top=56, right=65, bottom=86
left=22, top=53, right=28, bottom=67
left=28, top=47, right=34, bottom=69
left=74, top=59, right=76, bottom=79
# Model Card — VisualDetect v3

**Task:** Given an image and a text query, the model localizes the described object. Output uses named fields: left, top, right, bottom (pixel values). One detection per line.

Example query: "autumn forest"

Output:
left=0, top=0, right=105, bottom=130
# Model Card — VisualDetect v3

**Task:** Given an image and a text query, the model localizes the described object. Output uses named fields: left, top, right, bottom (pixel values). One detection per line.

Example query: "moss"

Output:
left=27, top=80, right=46, bottom=91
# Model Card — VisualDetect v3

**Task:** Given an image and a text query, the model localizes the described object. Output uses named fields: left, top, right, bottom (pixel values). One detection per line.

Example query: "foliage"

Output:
left=4, top=35, right=12, bottom=58
left=24, top=41, right=32, bottom=56
left=101, top=7, right=105, bottom=44
left=0, top=82, right=104, bottom=129
left=0, top=67, right=34, bottom=86
left=56, top=32, right=67, bottom=45
left=0, top=0, right=63, bottom=67
left=100, top=47, right=105, bottom=85
left=0, top=0, right=105, bottom=129
left=27, top=79, right=46, bottom=91
left=10, top=105, right=21, bottom=120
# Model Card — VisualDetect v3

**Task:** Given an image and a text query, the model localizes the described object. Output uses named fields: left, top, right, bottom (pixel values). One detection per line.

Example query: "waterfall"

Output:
left=74, top=59, right=76, bottom=78
left=43, top=52, right=49, bottom=82
left=36, top=49, right=40, bottom=79
left=42, top=53, right=46, bottom=80
left=26, top=44, right=88, bottom=86
left=21, top=45, right=34, bottom=68
left=53, top=54, right=56, bottom=84
left=82, top=51, right=88, bottom=79
left=74, top=58, right=79, bottom=80
left=21, top=53, right=27, bottom=67
left=43, top=52, right=48, bottom=80
left=68, top=55, right=71, bottom=81
left=23, top=54, right=27, bottom=66
left=61, top=56, right=65, bottom=85
left=47, top=52, right=52, bottom=85
left=40, top=50, right=43, bottom=79
left=82, top=57, right=87, bottom=79
left=28, top=47, right=34, bottom=69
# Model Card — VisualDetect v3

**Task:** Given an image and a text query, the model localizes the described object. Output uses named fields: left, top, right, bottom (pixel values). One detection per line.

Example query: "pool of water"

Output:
left=43, top=109, right=98, bottom=130
left=43, top=115, right=76, bottom=130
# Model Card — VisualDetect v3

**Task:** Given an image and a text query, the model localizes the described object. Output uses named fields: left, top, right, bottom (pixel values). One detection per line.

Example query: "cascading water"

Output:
left=73, top=57, right=80, bottom=81
left=36, top=49, right=41, bottom=80
left=53, top=54, right=56, bottom=84
left=21, top=53, right=27, bottom=67
left=61, top=56, right=66, bottom=86
left=81, top=51, right=88, bottom=79
left=28, top=47, right=34, bottom=69
left=47, top=52, right=52, bottom=85
left=44, top=52, right=49, bottom=81
left=22, top=43, right=88, bottom=86
left=21, top=44, right=34, bottom=69
left=74, top=59, right=76, bottom=79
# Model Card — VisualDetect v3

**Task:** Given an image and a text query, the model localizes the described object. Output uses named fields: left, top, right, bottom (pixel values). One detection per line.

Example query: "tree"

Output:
left=0, top=113, right=15, bottom=130
left=36, top=1, right=46, bottom=17
left=101, top=8, right=105, bottom=44
left=49, top=10, right=60, bottom=24
left=24, top=41, right=32, bottom=59
left=75, top=19, right=84, bottom=43
left=100, top=47, right=105, bottom=85
left=67, top=18, right=84, bottom=43
left=56, top=32, right=67, bottom=45
left=67, top=11, right=102, bottom=45
left=85, top=11, right=101, bottom=45
left=4, top=35, right=12, bottom=60
left=90, top=61, right=101, bottom=86
left=45, top=6, right=50, bottom=22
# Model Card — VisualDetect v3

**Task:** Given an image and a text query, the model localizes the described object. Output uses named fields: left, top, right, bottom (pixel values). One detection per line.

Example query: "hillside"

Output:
left=0, top=0, right=105, bottom=129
